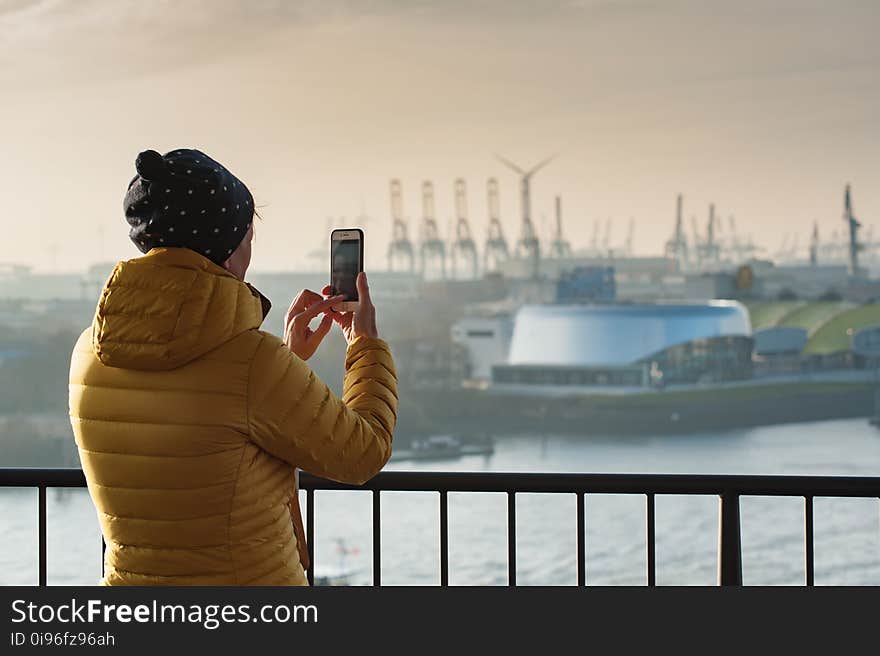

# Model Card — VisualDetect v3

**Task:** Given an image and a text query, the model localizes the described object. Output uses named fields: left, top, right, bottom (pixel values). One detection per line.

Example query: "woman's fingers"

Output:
left=294, top=295, right=345, bottom=324
left=331, top=310, right=353, bottom=330
left=286, top=289, right=323, bottom=322
left=355, top=272, right=372, bottom=308
left=312, top=313, right=333, bottom=341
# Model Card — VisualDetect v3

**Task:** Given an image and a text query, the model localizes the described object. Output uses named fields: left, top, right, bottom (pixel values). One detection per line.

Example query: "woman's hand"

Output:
left=284, top=289, right=344, bottom=360
left=322, top=272, right=379, bottom=344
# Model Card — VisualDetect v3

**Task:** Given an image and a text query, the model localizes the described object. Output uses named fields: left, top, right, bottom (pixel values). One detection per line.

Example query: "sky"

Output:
left=1, top=0, right=878, bottom=272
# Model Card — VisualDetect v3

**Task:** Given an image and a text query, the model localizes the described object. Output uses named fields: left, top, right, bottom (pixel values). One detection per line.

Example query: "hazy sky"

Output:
left=1, top=0, right=878, bottom=272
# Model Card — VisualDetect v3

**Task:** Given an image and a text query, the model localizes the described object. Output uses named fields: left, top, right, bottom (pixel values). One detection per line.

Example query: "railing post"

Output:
left=306, top=488, right=314, bottom=586
left=38, top=485, right=47, bottom=587
left=439, top=490, right=449, bottom=586
left=804, top=495, right=814, bottom=586
left=507, top=491, right=516, bottom=586
left=646, top=493, right=656, bottom=587
left=718, top=491, right=743, bottom=586
left=576, top=492, right=585, bottom=586
left=372, top=490, right=381, bottom=586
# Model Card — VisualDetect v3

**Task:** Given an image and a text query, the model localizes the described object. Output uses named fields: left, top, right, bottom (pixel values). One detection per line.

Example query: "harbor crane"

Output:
left=810, top=222, right=819, bottom=266
left=693, top=203, right=721, bottom=266
left=450, top=178, right=479, bottom=279
left=844, top=183, right=864, bottom=277
left=625, top=218, right=635, bottom=256
left=419, top=180, right=447, bottom=279
left=387, top=179, right=415, bottom=273
left=547, top=195, right=572, bottom=258
left=496, top=153, right=555, bottom=278
left=691, top=216, right=702, bottom=267
left=664, top=193, right=688, bottom=267
left=729, top=216, right=758, bottom=261
left=484, top=178, right=509, bottom=272
left=704, top=203, right=721, bottom=264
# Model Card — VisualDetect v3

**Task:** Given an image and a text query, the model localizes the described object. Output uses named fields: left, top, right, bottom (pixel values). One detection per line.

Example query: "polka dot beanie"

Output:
left=123, top=148, right=255, bottom=265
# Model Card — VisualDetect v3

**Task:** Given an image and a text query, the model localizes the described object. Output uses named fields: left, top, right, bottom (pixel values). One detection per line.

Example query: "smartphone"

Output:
left=330, top=228, right=364, bottom=312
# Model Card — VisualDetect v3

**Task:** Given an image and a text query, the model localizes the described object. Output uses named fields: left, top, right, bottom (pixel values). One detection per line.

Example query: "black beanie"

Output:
left=123, top=148, right=255, bottom=265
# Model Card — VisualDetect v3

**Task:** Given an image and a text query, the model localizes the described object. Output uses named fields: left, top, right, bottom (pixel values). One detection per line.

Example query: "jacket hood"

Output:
left=91, top=248, right=269, bottom=371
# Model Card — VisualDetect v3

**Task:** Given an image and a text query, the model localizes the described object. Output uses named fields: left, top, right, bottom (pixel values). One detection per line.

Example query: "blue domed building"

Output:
left=492, top=301, right=753, bottom=387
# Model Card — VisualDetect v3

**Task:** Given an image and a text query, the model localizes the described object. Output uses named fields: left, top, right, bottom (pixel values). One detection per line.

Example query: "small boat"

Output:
left=313, top=539, right=362, bottom=586
left=390, top=434, right=495, bottom=463
left=313, top=565, right=361, bottom=587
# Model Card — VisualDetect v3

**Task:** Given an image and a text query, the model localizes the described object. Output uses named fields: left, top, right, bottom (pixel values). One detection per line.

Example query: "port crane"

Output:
left=590, top=219, right=600, bottom=255
left=843, top=183, right=864, bottom=276
left=450, top=179, right=479, bottom=279
left=496, top=153, right=555, bottom=278
left=810, top=222, right=820, bottom=266
left=547, top=196, right=572, bottom=258
left=602, top=218, right=612, bottom=252
left=625, top=218, right=635, bottom=256
left=703, top=203, right=721, bottom=264
left=419, top=180, right=447, bottom=279
left=664, top=193, right=688, bottom=267
left=387, top=179, right=415, bottom=273
left=484, top=178, right=509, bottom=272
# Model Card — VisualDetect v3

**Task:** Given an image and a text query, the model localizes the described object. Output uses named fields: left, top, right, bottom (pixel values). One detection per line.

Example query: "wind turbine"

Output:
left=495, top=153, right=557, bottom=277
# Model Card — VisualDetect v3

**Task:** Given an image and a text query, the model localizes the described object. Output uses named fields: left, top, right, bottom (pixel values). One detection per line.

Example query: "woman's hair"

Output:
left=252, top=208, right=263, bottom=243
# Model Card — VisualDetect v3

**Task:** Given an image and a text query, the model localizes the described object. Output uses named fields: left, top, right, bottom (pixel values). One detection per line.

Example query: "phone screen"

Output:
left=331, top=236, right=361, bottom=301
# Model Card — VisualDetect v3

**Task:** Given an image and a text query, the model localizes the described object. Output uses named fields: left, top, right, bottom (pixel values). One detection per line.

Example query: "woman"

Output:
left=69, top=148, right=397, bottom=585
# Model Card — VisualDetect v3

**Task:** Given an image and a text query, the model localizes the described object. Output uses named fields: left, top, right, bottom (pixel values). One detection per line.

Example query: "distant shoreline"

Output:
left=404, top=380, right=877, bottom=436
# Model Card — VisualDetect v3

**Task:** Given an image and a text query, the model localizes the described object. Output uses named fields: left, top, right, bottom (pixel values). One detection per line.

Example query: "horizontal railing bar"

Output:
left=1, top=468, right=87, bottom=487
left=4, top=468, right=879, bottom=498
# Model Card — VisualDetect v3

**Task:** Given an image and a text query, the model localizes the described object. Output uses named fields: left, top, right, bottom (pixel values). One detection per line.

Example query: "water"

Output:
left=1, top=418, right=879, bottom=586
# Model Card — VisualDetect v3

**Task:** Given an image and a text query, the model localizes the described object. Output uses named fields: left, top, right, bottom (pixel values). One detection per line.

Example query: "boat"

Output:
left=313, top=565, right=361, bottom=587
left=390, top=434, right=495, bottom=463
left=313, top=539, right=363, bottom=586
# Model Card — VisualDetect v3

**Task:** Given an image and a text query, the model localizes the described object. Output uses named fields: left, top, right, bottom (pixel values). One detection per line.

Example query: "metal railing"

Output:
left=1, top=468, right=879, bottom=586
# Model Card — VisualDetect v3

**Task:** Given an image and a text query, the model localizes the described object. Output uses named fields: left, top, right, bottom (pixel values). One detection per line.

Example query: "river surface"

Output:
left=1, top=418, right=879, bottom=586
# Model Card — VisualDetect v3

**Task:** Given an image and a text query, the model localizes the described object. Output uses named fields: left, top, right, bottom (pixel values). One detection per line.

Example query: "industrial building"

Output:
left=748, top=300, right=880, bottom=373
left=454, top=302, right=754, bottom=389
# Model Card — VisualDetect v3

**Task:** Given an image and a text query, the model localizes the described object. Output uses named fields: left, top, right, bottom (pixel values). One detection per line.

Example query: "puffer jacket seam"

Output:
left=106, top=564, right=227, bottom=579
left=226, top=445, right=248, bottom=587
left=111, top=540, right=229, bottom=551
left=168, top=270, right=203, bottom=343
left=236, top=331, right=271, bottom=586
left=237, top=535, right=298, bottom=584
left=74, top=416, right=250, bottom=432
left=90, top=480, right=232, bottom=491
left=276, top=365, right=314, bottom=428
left=97, top=508, right=230, bottom=522
left=245, top=333, right=268, bottom=443
left=70, top=382, right=244, bottom=399
left=79, top=447, right=241, bottom=459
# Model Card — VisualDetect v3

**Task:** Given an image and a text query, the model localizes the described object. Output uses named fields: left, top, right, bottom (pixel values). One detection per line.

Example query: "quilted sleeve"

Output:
left=247, top=333, right=398, bottom=485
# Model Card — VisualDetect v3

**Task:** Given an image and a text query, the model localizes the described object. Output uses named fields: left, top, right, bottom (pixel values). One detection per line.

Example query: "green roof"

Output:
left=775, top=302, right=853, bottom=335
left=804, top=304, right=880, bottom=354
left=745, top=301, right=803, bottom=331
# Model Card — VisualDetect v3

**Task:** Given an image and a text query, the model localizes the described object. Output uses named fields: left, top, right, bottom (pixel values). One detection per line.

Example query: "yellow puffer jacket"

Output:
left=68, top=248, right=397, bottom=585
